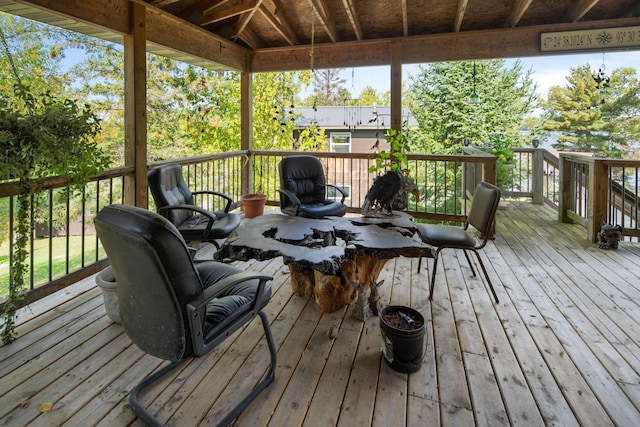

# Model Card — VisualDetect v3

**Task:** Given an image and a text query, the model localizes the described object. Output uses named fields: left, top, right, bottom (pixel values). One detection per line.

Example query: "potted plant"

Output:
left=365, top=128, right=420, bottom=213
left=368, top=128, right=411, bottom=176
left=0, top=83, right=110, bottom=343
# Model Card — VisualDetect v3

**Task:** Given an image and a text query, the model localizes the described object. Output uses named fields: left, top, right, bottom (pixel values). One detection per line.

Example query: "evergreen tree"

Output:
left=545, top=64, right=640, bottom=156
left=407, top=60, right=538, bottom=155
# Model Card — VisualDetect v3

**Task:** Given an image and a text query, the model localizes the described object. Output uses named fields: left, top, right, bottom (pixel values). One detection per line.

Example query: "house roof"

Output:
left=294, top=106, right=418, bottom=130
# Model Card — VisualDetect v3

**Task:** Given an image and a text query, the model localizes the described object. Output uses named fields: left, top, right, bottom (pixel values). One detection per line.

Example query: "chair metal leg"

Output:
left=473, top=251, right=499, bottom=303
left=217, top=310, right=277, bottom=427
left=129, top=310, right=277, bottom=427
left=129, top=360, right=184, bottom=427
left=428, top=253, right=440, bottom=300
left=462, top=249, right=476, bottom=276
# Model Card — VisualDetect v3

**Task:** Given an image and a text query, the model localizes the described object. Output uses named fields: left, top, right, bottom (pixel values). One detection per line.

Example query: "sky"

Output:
left=338, top=50, right=640, bottom=99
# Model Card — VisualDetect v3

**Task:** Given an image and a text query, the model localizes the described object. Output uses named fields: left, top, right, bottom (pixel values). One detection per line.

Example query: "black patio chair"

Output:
left=148, top=163, right=240, bottom=248
left=278, top=155, right=348, bottom=218
left=95, top=204, right=276, bottom=427
left=417, top=181, right=501, bottom=302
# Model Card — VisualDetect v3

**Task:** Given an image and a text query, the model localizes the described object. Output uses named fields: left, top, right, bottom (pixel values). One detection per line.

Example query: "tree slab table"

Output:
left=216, top=212, right=434, bottom=320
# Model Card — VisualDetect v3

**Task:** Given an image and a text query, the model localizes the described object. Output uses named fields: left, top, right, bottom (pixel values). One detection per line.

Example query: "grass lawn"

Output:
left=0, top=235, right=105, bottom=300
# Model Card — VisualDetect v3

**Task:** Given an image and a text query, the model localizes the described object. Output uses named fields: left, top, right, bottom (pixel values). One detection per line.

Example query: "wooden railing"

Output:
left=245, top=151, right=497, bottom=222
left=0, top=150, right=496, bottom=308
left=559, top=153, right=640, bottom=242
left=7, top=147, right=640, bottom=309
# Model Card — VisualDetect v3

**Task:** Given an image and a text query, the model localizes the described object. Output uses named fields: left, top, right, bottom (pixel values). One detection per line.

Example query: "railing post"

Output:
left=482, top=157, right=497, bottom=187
left=558, top=154, right=572, bottom=223
left=588, top=159, right=609, bottom=243
left=532, top=148, right=544, bottom=204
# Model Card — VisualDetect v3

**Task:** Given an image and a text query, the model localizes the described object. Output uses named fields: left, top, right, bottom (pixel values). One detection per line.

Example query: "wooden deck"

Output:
left=1, top=201, right=640, bottom=426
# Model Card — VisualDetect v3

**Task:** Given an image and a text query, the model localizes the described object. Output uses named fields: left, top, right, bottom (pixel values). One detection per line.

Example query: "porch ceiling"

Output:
left=2, top=0, right=640, bottom=71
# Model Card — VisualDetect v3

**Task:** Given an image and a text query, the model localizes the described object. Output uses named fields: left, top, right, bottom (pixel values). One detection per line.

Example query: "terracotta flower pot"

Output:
left=241, top=193, right=267, bottom=218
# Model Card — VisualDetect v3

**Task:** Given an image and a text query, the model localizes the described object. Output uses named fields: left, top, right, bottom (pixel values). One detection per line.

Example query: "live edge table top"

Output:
left=216, top=212, right=434, bottom=275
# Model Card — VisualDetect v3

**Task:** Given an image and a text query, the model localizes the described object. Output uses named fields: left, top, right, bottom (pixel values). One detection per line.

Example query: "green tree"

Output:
left=407, top=60, right=539, bottom=155
left=545, top=64, right=640, bottom=156
left=358, top=85, right=385, bottom=106
left=544, top=65, right=610, bottom=154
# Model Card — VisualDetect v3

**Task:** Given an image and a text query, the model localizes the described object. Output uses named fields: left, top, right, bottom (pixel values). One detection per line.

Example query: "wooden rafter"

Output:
left=309, top=0, right=340, bottom=43
left=258, top=3, right=297, bottom=45
left=178, top=0, right=231, bottom=24
left=454, top=0, right=468, bottom=32
left=341, top=0, right=363, bottom=40
left=150, top=0, right=181, bottom=6
left=505, top=0, right=533, bottom=28
left=200, top=0, right=258, bottom=27
left=402, top=0, right=408, bottom=36
left=232, top=0, right=264, bottom=39
left=564, top=0, right=601, bottom=22
left=237, top=25, right=262, bottom=49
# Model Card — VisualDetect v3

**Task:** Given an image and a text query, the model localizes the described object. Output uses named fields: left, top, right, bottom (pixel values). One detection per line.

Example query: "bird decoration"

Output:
left=361, top=171, right=420, bottom=216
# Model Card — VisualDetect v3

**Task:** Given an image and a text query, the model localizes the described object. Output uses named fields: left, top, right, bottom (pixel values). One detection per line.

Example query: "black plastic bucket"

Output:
left=379, top=305, right=426, bottom=373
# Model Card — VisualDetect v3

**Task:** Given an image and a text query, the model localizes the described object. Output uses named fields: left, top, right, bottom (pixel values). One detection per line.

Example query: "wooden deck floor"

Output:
left=2, top=201, right=640, bottom=426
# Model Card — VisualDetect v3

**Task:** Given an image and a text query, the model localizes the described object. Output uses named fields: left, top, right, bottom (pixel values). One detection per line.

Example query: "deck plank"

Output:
left=2, top=203, right=640, bottom=426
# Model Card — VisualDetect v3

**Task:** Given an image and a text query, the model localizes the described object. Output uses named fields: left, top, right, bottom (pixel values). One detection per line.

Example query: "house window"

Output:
left=327, top=185, right=351, bottom=201
left=330, top=132, right=351, bottom=153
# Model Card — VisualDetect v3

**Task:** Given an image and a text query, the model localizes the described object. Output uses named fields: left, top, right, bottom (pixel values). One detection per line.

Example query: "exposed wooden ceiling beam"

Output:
left=150, top=0, right=181, bottom=6
left=341, top=0, right=363, bottom=40
left=505, top=0, right=533, bottom=28
left=237, top=25, right=262, bottom=49
left=564, top=0, right=601, bottom=22
left=402, top=0, right=408, bottom=36
left=251, top=16, right=640, bottom=72
left=178, top=0, right=231, bottom=25
left=200, top=0, right=258, bottom=27
left=454, top=0, right=468, bottom=32
left=258, top=3, right=297, bottom=45
left=309, top=0, right=340, bottom=43
left=232, top=0, right=264, bottom=39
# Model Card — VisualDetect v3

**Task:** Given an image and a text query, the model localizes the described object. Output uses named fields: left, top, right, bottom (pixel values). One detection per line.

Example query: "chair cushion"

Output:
left=177, top=212, right=240, bottom=242
left=298, top=200, right=347, bottom=218
left=197, top=262, right=272, bottom=341
left=417, top=223, right=477, bottom=249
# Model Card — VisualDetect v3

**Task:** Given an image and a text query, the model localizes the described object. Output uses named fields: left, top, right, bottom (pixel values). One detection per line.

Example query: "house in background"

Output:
left=293, top=105, right=418, bottom=203
left=293, top=105, right=418, bottom=154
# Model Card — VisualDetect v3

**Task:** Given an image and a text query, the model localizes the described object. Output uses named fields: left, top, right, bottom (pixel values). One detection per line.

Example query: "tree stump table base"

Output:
left=217, top=213, right=433, bottom=319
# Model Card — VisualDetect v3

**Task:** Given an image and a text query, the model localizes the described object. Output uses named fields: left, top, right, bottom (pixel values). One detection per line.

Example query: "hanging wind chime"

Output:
left=593, top=53, right=610, bottom=106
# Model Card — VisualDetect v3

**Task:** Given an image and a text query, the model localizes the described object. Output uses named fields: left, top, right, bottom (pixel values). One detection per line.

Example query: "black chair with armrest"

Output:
left=148, top=163, right=240, bottom=248
left=95, top=204, right=276, bottom=427
left=278, top=155, right=348, bottom=218
left=417, top=181, right=501, bottom=303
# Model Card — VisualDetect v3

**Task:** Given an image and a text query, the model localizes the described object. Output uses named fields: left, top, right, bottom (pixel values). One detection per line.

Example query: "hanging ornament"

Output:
left=593, top=53, right=610, bottom=105
left=468, top=61, right=481, bottom=105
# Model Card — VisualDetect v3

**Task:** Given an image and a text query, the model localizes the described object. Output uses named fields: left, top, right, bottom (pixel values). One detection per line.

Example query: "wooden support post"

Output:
left=390, top=40, right=402, bottom=132
left=123, top=2, right=147, bottom=208
left=531, top=148, right=544, bottom=204
left=240, top=71, right=253, bottom=195
left=589, top=159, right=609, bottom=243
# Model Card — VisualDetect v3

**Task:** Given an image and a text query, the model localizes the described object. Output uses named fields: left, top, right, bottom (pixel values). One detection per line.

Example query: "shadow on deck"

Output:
left=1, top=201, right=639, bottom=426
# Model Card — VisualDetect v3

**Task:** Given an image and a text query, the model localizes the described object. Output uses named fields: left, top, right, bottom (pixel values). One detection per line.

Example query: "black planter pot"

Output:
left=379, top=305, right=426, bottom=373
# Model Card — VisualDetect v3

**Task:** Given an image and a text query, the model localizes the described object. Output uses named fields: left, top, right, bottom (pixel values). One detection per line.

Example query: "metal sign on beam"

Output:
left=540, top=26, right=640, bottom=52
